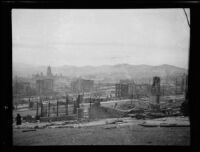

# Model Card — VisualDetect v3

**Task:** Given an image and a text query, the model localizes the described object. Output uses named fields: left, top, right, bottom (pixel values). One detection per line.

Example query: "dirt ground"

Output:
left=13, top=124, right=190, bottom=145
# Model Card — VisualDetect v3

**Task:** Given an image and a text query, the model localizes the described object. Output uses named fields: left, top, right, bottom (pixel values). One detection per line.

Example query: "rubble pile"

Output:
left=117, top=97, right=186, bottom=119
left=139, top=116, right=190, bottom=127
left=13, top=120, right=79, bottom=130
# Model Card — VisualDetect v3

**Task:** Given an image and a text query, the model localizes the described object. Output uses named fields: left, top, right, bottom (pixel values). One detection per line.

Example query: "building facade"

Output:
left=35, top=66, right=54, bottom=96
left=36, top=79, right=54, bottom=95
left=13, top=81, right=31, bottom=97
left=115, top=80, right=136, bottom=98
left=71, top=79, right=94, bottom=93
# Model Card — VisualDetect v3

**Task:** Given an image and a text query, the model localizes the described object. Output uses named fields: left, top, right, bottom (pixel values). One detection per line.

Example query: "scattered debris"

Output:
left=34, top=126, right=39, bottom=129
left=139, top=122, right=158, bottom=127
left=22, top=129, right=36, bottom=132
left=103, top=125, right=117, bottom=129
left=139, top=117, right=190, bottom=127
left=57, top=125, right=75, bottom=128
left=160, top=123, right=190, bottom=127
left=135, top=114, right=146, bottom=119
left=105, top=119, right=124, bottom=124
left=116, top=96, right=185, bottom=119
left=159, top=123, right=178, bottom=127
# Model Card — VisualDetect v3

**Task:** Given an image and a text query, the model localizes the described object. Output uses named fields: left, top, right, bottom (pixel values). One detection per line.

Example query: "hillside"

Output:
left=13, top=63, right=187, bottom=82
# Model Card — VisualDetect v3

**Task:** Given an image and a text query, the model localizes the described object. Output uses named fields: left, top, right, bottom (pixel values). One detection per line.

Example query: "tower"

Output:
left=151, top=76, right=161, bottom=105
left=47, top=65, right=53, bottom=77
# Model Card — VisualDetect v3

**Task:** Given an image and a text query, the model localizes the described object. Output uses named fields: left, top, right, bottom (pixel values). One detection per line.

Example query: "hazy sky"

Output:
left=12, top=9, right=190, bottom=68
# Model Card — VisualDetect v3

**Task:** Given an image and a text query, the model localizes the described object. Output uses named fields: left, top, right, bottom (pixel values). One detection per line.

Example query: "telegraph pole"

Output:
left=57, top=98, right=59, bottom=117
left=48, top=99, right=50, bottom=117
left=65, top=95, right=68, bottom=115
left=40, top=97, right=43, bottom=117
left=36, top=101, right=38, bottom=117
left=89, top=97, right=92, bottom=108
left=163, top=85, right=165, bottom=96
left=175, top=77, right=177, bottom=95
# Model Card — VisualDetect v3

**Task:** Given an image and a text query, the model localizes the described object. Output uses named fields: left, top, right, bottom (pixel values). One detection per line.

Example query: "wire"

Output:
left=183, top=8, right=190, bottom=28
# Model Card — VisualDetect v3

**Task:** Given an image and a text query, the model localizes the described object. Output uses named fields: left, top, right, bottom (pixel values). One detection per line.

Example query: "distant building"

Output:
left=47, top=65, right=53, bottom=77
left=13, top=81, right=31, bottom=96
left=35, top=66, right=54, bottom=96
left=115, top=80, right=136, bottom=98
left=115, top=83, right=129, bottom=98
left=36, top=79, right=54, bottom=95
left=71, top=79, right=94, bottom=93
left=119, top=79, right=134, bottom=84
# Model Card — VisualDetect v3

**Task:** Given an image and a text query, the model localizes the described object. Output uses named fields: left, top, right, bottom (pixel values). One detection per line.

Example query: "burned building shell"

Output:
left=115, top=80, right=136, bottom=98
left=71, top=79, right=94, bottom=93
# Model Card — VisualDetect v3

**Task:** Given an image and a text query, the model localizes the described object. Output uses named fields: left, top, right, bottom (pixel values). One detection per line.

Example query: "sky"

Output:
left=12, top=9, right=190, bottom=69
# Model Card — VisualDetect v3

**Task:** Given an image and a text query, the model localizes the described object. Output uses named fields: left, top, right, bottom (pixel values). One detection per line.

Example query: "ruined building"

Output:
left=151, top=76, right=161, bottom=104
left=13, top=80, right=31, bottom=97
left=115, top=80, right=136, bottom=98
left=71, top=79, right=94, bottom=93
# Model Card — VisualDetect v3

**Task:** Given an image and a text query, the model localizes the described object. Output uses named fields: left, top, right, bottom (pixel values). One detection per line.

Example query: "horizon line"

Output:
left=13, top=62, right=188, bottom=69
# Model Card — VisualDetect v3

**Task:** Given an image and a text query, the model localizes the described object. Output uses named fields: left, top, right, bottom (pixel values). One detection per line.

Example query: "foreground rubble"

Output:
left=139, top=117, right=190, bottom=127
left=13, top=116, right=190, bottom=131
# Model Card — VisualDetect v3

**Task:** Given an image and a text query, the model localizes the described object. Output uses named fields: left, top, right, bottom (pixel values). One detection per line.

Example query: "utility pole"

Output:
left=131, top=93, right=133, bottom=105
left=65, top=95, right=68, bottom=115
left=163, top=85, right=165, bottom=96
left=89, top=97, right=92, bottom=108
left=77, top=95, right=80, bottom=109
left=57, top=99, right=59, bottom=117
left=175, top=77, right=177, bottom=95
left=48, top=99, right=50, bottom=117
left=40, top=97, right=43, bottom=117
left=28, top=97, right=31, bottom=109
left=39, top=80, right=42, bottom=117
left=73, top=97, right=76, bottom=114
left=36, top=101, right=38, bottom=117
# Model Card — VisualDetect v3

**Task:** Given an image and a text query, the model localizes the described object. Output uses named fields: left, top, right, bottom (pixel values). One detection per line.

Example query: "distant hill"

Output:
left=13, top=63, right=187, bottom=83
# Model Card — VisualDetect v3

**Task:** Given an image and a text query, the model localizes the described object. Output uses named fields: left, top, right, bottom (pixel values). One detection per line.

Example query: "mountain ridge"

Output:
left=13, top=62, right=187, bottom=82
